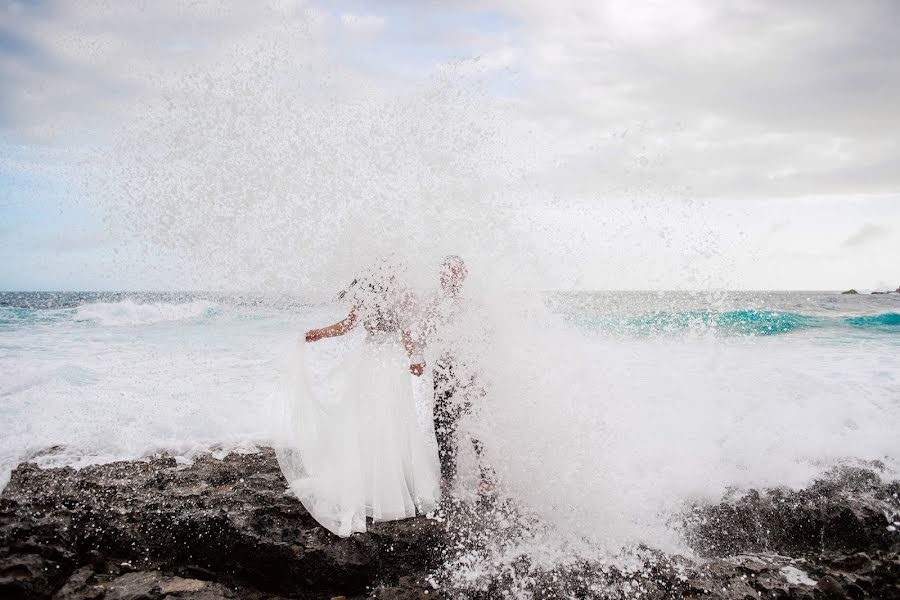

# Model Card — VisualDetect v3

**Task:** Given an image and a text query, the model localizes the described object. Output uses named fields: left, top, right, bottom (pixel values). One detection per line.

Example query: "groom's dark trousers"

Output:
left=432, top=353, right=485, bottom=484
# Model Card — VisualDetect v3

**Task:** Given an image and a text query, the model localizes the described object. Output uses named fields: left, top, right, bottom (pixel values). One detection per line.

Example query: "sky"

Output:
left=1, top=0, right=899, bottom=291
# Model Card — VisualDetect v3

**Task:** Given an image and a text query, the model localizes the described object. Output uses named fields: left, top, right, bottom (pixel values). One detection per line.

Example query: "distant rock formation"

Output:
left=869, top=285, right=900, bottom=294
left=1, top=450, right=898, bottom=599
left=842, top=289, right=859, bottom=294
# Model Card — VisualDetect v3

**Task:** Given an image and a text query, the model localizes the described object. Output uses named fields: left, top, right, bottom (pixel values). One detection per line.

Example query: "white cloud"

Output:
left=473, top=0, right=900, bottom=201
left=842, top=223, right=890, bottom=247
left=8, top=1, right=899, bottom=202
left=449, top=46, right=519, bottom=74
left=339, top=12, right=385, bottom=37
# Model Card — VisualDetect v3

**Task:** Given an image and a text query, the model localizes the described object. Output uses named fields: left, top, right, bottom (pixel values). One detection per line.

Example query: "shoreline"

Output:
left=1, top=448, right=898, bottom=599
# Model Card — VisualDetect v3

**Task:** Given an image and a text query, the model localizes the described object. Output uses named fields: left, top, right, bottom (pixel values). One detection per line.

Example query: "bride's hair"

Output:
left=337, top=257, right=406, bottom=302
left=336, top=278, right=359, bottom=301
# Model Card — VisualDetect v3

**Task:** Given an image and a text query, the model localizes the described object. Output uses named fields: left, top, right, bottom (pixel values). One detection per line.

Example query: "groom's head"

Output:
left=440, top=255, right=467, bottom=296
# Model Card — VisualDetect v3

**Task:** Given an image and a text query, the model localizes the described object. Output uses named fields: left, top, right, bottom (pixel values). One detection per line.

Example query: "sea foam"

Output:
left=73, top=299, right=219, bottom=326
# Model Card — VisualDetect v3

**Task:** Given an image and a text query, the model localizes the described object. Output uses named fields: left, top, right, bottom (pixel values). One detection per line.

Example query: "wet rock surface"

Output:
left=428, top=466, right=900, bottom=599
left=0, top=451, right=441, bottom=600
left=1, top=450, right=897, bottom=599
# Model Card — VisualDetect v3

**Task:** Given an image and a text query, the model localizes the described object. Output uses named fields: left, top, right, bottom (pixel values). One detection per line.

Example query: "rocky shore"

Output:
left=841, top=286, right=900, bottom=295
left=1, top=449, right=897, bottom=599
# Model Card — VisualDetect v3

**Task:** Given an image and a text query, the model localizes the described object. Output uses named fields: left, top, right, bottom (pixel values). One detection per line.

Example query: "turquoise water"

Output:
left=571, top=308, right=900, bottom=336
left=548, top=290, right=900, bottom=338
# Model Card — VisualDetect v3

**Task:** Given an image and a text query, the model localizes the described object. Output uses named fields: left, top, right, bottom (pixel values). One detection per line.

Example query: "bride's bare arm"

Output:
left=305, top=309, right=358, bottom=342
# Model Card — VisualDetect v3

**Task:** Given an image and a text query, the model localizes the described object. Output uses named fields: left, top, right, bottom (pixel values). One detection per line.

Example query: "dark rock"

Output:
left=0, top=450, right=441, bottom=600
left=1, top=450, right=898, bottom=599
left=841, top=289, right=859, bottom=294
left=370, top=576, right=442, bottom=599
left=816, top=575, right=849, bottom=599
left=684, top=465, right=900, bottom=556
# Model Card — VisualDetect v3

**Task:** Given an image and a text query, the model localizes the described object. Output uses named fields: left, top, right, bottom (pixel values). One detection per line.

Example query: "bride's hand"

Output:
left=410, top=363, right=425, bottom=376
left=305, top=329, right=321, bottom=343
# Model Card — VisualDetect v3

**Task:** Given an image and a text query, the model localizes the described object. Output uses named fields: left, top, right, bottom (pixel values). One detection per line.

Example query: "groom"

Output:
left=422, top=256, right=491, bottom=493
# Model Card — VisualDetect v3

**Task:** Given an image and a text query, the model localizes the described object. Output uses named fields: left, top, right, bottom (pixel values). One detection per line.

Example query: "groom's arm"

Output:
left=402, top=329, right=426, bottom=376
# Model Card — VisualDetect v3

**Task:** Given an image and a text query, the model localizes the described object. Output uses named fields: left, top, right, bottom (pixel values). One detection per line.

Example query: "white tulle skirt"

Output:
left=274, top=332, right=440, bottom=537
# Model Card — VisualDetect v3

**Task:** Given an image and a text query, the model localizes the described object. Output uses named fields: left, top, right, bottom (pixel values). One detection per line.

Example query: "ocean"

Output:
left=2, top=290, right=899, bottom=551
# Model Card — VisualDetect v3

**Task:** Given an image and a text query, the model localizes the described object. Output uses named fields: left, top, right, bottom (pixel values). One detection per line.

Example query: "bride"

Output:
left=274, top=261, right=441, bottom=537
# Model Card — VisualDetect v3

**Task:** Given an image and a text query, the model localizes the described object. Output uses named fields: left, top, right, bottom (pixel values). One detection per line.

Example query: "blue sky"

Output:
left=2, top=0, right=899, bottom=291
left=0, top=162, right=120, bottom=290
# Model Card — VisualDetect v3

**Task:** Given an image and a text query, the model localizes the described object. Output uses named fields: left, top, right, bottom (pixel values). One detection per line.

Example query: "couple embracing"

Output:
left=275, top=256, right=489, bottom=537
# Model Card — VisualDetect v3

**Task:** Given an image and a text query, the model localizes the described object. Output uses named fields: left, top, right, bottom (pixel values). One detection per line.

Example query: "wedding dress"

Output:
left=274, top=296, right=441, bottom=537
